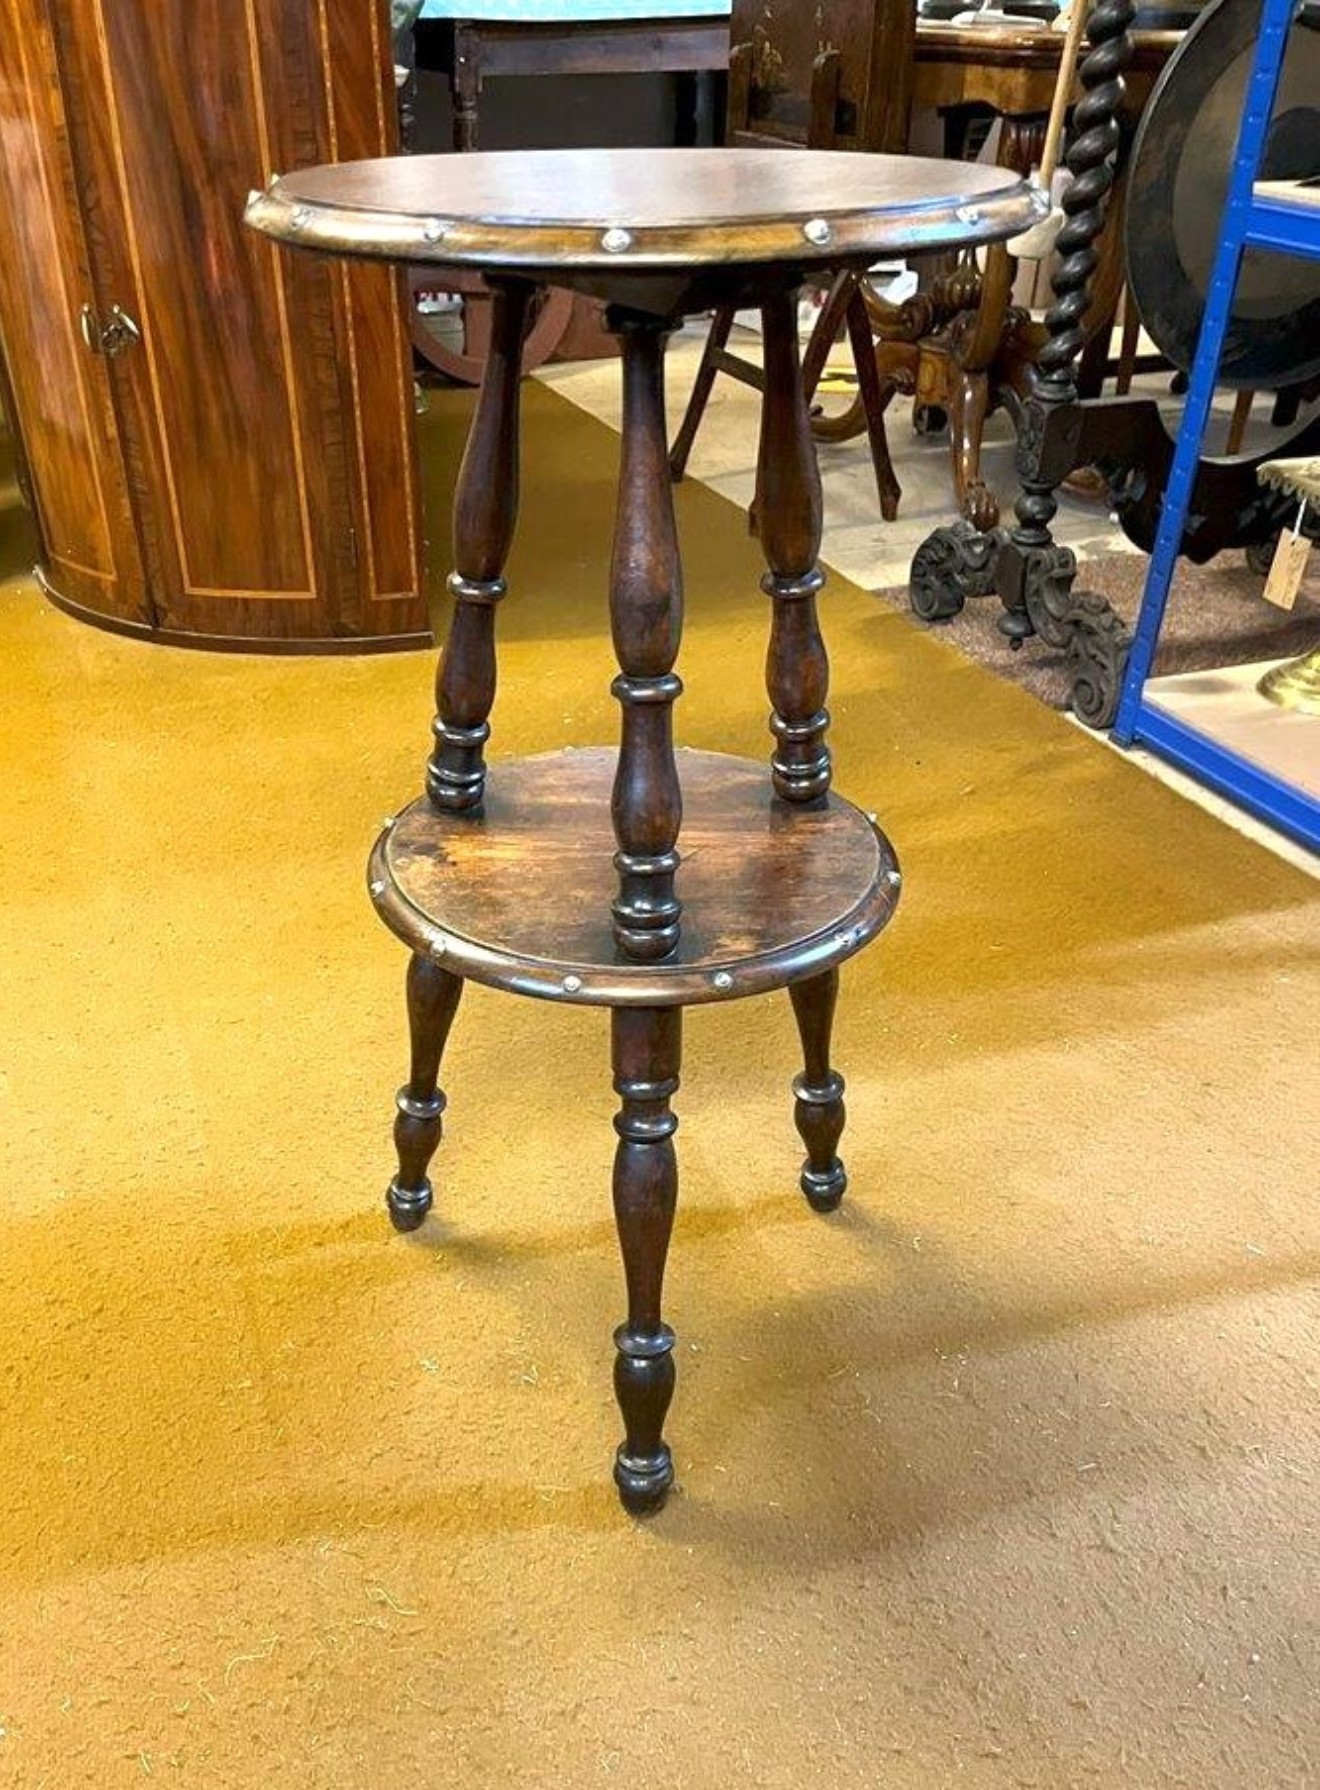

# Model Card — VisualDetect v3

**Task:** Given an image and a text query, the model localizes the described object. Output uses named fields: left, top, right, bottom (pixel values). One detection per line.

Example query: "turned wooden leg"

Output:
left=427, top=279, right=531, bottom=813
left=607, top=315, right=683, bottom=962
left=611, top=1006, right=681, bottom=1514
left=759, top=289, right=831, bottom=804
left=789, top=969, right=847, bottom=1213
left=387, top=954, right=464, bottom=1233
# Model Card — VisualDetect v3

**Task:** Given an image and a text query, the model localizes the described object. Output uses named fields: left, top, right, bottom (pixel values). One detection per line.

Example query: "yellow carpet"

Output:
left=1, top=385, right=1317, bottom=1788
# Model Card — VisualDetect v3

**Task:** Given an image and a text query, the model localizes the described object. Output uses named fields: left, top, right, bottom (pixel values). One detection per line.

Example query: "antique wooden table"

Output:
left=246, top=147, right=1042, bottom=1514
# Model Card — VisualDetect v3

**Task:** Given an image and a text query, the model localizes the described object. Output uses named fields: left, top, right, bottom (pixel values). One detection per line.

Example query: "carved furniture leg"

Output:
left=669, top=303, right=734, bottom=482
left=608, top=315, right=684, bottom=962
left=427, top=279, right=531, bottom=812
left=949, top=367, right=997, bottom=531
left=907, top=0, right=1137, bottom=727
left=992, top=0, right=1135, bottom=719
left=611, top=1006, right=681, bottom=1514
left=387, top=953, right=464, bottom=1233
left=759, top=289, right=831, bottom=805
left=789, top=969, right=847, bottom=1212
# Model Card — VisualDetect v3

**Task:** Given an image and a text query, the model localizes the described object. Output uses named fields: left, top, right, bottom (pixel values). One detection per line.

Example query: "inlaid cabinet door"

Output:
left=0, top=0, right=150, bottom=624
left=46, top=0, right=425, bottom=644
left=318, top=0, right=429, bottom=643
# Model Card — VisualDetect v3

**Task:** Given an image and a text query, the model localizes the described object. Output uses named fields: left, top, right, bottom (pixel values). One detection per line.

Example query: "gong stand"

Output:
left=908, top=0, right=1320, bottom=729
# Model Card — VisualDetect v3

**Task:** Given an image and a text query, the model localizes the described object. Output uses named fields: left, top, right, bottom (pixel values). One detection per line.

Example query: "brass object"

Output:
left=1259, top=456, right=1320, bottom=503
left=1255, top=458, right=1320, bottom=713
left=1258, top=645, right=1320, bottom=714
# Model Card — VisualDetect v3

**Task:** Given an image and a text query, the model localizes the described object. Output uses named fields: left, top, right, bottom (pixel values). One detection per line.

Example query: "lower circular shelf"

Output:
left=369, top=747, right=901, bottom=1007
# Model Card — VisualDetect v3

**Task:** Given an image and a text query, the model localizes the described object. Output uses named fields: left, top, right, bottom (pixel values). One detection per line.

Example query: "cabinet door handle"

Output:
left=79, top=302, right=142, bottom=357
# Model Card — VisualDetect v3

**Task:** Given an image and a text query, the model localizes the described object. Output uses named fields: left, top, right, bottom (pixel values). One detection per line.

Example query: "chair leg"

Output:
left=801, top=271, right=858, bottom=404
left=844, top=287, right=902, bottom=522
left=1226, top=389, right=1254, bottom=456
left=1115, top=289, right=1142, bottom=396
left=669, top=305, right=735, bottom=482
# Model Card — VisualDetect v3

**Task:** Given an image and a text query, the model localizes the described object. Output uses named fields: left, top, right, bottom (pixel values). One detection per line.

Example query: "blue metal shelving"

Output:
left=1111, top=0, right=1320, bottom=852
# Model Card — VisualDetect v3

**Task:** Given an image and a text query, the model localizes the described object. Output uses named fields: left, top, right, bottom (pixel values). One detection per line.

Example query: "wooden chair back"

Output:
left=726, top=0, right=915, bottom=154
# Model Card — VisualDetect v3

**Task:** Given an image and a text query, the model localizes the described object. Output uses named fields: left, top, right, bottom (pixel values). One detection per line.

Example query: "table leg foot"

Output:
left=610, top=1007, right=681, bottom=1514
left=387, top=955, right=463, bottom=1233
left=789, top=969, right=847, bottom=1213
left=613, top=1336, right=676, bottom=1515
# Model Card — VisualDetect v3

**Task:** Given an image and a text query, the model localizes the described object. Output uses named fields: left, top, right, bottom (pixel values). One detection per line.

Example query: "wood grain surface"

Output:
left=370, top=747, right=900, bottom=1007
left=0, top=0, right=148, bottom=623
left=248, top=146, right=1046, bottom=278
left=0, top=0, right=426, bottom=646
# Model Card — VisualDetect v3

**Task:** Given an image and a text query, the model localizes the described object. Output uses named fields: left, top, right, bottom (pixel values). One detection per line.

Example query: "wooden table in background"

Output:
left=416, top=12, right=730, bottom=150
left=913, top=23, right=1180, bottom=168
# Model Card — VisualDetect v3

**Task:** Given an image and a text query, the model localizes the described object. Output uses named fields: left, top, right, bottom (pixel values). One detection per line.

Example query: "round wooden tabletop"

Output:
left=369, top=749, right=901, bottom=1008
left=246, top=146, right=1045, bottom=273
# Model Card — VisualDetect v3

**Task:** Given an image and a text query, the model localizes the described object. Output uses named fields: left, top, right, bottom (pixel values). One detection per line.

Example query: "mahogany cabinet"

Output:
left=0, top=0, right=427, bottom=648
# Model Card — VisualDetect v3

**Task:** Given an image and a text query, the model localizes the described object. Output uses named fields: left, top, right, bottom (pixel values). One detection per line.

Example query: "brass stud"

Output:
left=382, top=815, right=396, bottom=830
left=802, top=217, right=831, bottom=246
left=713, top=971, right=734, bottom=992
left=422, top=218, right=445, bottom=244
left=886, top=868, right=902, bottom=887
left=956, top=204, right=982, bottom=226
left=369, top=880, right=385, bottom=897
left=601, top=227, right=633, bottom=254
left=562, top=974, right=583, bottom=994
left=290, top=206, right=311, bottom=231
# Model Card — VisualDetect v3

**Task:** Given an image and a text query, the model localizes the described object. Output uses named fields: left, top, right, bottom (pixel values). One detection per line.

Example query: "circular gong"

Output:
left=1126, top=0, right=1320, bottom=389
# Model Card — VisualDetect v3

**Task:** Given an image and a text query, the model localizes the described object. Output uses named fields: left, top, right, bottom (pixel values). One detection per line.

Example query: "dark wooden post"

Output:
left=758, top=289, right=832, bottom=804
left=388, top=954, right=464, bottom=1232
left=611, top=1005, right=681, bottom=1514
left=606, top=315, right=684, bottom=962
left=427, top=278, right=531, bottom=812
left=788, top=968, right=847, bottom=1211
left=451, top=22, right=482, bottom=152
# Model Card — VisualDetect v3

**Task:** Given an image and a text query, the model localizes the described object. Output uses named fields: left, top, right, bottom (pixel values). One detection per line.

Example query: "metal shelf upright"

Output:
left=1111, top=0, right=1320, bottom=851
